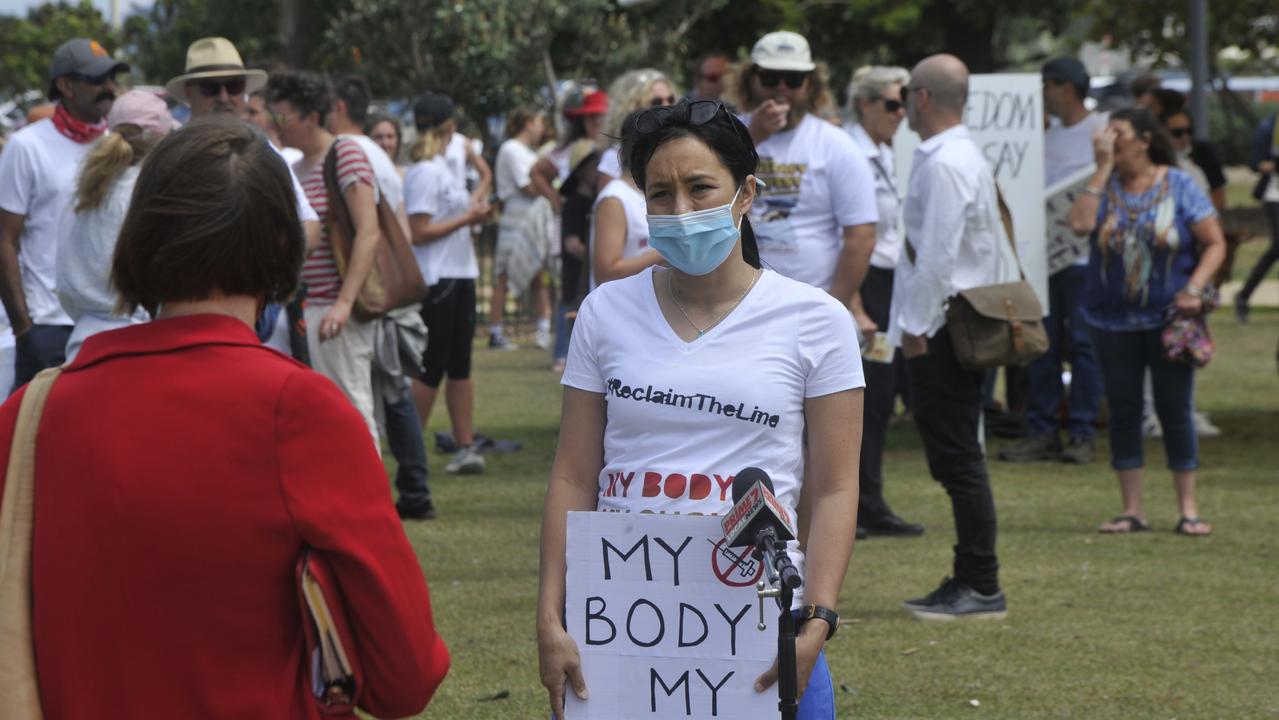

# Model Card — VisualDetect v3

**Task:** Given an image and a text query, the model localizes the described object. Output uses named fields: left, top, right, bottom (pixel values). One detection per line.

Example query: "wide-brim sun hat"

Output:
left=164, top=37, right=267, bottom=104
left=751, top=30, right=816, bottom=72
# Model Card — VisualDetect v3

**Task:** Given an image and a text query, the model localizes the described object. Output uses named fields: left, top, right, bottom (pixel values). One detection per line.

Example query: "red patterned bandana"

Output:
left=52, top=103, right=107, bottom=144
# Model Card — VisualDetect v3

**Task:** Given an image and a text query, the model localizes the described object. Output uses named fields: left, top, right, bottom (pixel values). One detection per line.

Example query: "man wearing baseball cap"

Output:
left=999, top=56, right=1106, bottom=465
left=0, top=38, right=128, bottom=392
left=733, top=31, right=878, bottom=308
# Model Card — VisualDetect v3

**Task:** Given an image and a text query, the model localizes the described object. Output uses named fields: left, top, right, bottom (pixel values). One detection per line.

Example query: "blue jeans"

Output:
left=383, top=395, right=431, bottom=504
left=1091, top=326, right=1198, bottom=471
left=553, top=302, right=574, bottom=362
left=11, top=324, right=71, bottom=395
left=1026, top=266, right=1102, bottom=439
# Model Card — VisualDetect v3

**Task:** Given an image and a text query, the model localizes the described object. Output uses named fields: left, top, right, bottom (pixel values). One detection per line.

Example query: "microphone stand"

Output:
left=754, top=528, right=799, bottom=720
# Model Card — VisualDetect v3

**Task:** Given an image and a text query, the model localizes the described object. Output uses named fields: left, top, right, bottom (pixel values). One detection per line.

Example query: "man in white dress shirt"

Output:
left=891, top=54, right=1011, bottom=621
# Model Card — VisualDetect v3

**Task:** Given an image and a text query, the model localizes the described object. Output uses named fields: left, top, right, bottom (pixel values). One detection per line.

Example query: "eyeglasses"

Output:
left=650, top=94, right=677, bottom=107
left=1168, top=127, right=1193, bottom=138
left=66, top=71, right=116, bottom=86
left=878, top=97, right=904, bottom=113
left=634, top=99, right=751, bottom=151
left=196, top=77, right=247, bottom=98
left=900, top=85, right=929, bottom=104
left=757, top=70, right=807, bottom=90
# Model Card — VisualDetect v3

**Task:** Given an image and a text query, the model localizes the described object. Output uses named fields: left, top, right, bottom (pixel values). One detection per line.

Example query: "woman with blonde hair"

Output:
left=56, top=90, right=175, bottom=361
left=404, top=92, right=491, bottom=475
left=595, top=68, right=679, bottom=184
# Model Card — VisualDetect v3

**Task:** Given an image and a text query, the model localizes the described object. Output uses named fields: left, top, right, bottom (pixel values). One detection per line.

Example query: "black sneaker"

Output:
left=860, top=514, right=925, bottom=538
left=396, top=498, right=437, bottom=520
left=1059, top=436, right=1095, bottom=464
left=996, top=433, right=1061, bottom=462
left=903, top=577, right=1007, bottom=621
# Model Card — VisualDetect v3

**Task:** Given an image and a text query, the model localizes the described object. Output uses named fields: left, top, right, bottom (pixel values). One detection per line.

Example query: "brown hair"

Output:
left=503, top=105, right=543, bottom=141
left=76, top=125, right=159, bottom=212
left=725, top=61, right=833, bottom=115
left=111, top=116, right=305, bottom=316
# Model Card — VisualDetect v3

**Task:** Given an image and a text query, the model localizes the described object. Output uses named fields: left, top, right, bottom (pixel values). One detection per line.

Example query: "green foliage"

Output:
left=0, top=1, right=115, bottom=97
left=1080, top=0, right=1279, bottom=71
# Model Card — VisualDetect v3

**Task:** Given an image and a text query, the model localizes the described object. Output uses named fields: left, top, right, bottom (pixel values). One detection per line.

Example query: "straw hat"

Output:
left=164, top=37, right=267, bottom=103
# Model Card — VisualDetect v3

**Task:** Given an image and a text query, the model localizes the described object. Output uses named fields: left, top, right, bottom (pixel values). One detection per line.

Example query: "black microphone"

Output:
left=720, top=467, right=801, bottom=589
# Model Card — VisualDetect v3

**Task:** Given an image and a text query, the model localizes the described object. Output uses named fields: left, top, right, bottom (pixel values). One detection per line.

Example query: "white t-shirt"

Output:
left=1044, top=112, right=1106, bottom=188
left=495, top=138, right=539, bottom=241
left=404, top=155, right=478, bottom=285
left=0, top=118, right=90, bottom=326
left=342, top=133, right=404, bottom=212
left=847, top=123, right=903, bottom=270
left=562, top=267, right=865, bottom=606
left=271, top=143, right=320, bottom=224
left=588, top=179, right=649, bottom=291
left=444, top=134, right=484, bottom=189
left=747, top=113, right=879, bottom=291
left=596, top=144, right=623, bottom=181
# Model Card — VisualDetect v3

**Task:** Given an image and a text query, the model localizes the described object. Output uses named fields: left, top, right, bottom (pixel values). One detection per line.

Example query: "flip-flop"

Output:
left=1175, top=516, right=1212, bottom=537
left=1099, top=514, right=1152, bottom=534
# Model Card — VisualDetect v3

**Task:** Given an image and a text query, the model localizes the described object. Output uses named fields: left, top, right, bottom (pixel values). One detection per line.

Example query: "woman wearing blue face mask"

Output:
left=538, top=100, right=864, bottom=720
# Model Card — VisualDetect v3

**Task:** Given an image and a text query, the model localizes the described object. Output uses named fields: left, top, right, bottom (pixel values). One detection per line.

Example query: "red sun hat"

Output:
left=565, top=90, right=608, bottom=117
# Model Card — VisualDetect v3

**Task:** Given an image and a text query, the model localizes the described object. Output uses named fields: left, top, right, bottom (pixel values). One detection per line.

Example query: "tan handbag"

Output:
left=941, top=188, right=1048, bottom=370
left=323, top=143, right=429, bottom=321
left=0, top=367, right=62, bottom=720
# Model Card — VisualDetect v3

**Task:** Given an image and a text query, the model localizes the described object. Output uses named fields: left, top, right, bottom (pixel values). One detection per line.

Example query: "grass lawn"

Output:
left=390, top=310, right=1279, bottom=720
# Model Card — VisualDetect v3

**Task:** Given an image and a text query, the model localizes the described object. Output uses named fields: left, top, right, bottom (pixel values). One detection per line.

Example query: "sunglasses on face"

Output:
left=196, top=77, right=247, bottom=98
left=650, top=94, right=677, bottom=107
left=67, top=71, right=116, bottom=86
left=757, top=70, right=806, bottom=89
left=1168, top=127, right=1193, bottom=138
left=878, top=96, right=904, bottom=113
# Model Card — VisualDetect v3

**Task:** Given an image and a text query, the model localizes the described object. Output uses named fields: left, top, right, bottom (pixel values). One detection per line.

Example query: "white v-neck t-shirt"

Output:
left=561, top=267, right=864, bottom=605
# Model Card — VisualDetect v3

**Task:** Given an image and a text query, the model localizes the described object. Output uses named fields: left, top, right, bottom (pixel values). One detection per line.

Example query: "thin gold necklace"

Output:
left=667, top=268, right=761, bottom=339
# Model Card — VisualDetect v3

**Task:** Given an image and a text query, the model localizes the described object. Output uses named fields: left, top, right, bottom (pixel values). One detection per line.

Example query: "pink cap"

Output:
left=106, top=90, right=177, bottom=138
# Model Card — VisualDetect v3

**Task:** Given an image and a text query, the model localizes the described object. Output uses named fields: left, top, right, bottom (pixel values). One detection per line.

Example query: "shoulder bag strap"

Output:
left=324, top=142, right=358, bottom=272
left=0, top=366, right=63, bottom=719
left=994, top=182, right=1029, bottom=282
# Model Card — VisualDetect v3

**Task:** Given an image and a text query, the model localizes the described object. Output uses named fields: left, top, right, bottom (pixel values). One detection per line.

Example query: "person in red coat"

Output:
left=0, top=116, right=449, bottom=718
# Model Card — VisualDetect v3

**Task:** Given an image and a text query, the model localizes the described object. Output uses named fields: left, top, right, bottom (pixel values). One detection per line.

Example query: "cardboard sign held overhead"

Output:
left=565, top=512, right=777, bottom=720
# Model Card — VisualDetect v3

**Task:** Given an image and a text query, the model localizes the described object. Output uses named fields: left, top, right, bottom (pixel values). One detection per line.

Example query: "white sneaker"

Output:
left=1193, top=411, right=1221, bottom=437
left=535, top=328, right=552, bottom=350
left=446, top=446, right=486, bottom=474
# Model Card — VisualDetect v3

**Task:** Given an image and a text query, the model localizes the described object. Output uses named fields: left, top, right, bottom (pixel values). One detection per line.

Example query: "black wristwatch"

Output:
left=799, top=604, right=839, bottom=640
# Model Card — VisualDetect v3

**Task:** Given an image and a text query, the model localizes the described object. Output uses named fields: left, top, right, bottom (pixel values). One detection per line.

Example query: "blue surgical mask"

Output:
left=646, top=187, right=742, bottom=276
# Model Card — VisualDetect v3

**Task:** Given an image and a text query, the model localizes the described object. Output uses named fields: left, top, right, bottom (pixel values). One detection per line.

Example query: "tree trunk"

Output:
left=932, top=0, right=997, bottom=72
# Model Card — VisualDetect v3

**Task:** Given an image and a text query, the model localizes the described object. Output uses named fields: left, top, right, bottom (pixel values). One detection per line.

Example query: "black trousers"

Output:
left=906, top=329, right=1000, bottom=592
left=858, top=266, right=898, bottom=523
left=1241, top=201, right=1279, bottom=299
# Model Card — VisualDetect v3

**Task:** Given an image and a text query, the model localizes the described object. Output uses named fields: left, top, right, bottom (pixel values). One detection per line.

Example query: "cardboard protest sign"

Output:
left=565, top=512, right=776, bottom=719
left=894, top=73, right=1048, bottom=309
left=1045, top=164, right=1097, bottom=275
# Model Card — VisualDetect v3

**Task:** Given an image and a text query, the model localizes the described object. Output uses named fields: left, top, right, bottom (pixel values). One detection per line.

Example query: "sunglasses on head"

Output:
left=1168, top=127, right=1193, bottom=138
left=634, top=99, right=751, bottom=150
left=757, top=70, right=807, bottom=89
left=650, top=94, right=677, bottom=107
left=196, top=77, right=247, bottom=98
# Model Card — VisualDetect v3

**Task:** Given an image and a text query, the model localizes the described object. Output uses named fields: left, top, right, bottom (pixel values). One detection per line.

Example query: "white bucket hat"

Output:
left=751, top=31, right=817, bottom=72
left=164, top=37, right=268, bottom=104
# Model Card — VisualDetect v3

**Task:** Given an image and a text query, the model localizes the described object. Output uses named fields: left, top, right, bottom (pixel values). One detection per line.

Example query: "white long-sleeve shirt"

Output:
left=887, top=125, right=1018, bottom=344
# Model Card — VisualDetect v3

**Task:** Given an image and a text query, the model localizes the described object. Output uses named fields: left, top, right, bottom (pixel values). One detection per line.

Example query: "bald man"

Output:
left=888, top=54, right=1011, bottom=620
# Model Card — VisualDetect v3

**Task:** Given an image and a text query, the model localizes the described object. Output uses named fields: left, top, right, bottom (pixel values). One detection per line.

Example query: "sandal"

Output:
left=1175, top=516, right=1212, bottom=537
left=1099, top=515, right=1152, bottom=534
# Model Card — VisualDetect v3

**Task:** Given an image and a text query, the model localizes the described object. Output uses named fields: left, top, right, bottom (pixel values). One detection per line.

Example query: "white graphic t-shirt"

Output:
left=747, top=113, right=878, bottom=291
left=562, top=267, right=865, bottom=604
left=0, top=118, right=91, bottom=326
left=404, top=155, right=479, bottom=285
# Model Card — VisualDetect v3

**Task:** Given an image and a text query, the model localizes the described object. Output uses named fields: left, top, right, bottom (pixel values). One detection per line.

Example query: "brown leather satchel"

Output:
left=323, top=143, right=428, bottom=321
left=942, top=188, right=1048, bottom=370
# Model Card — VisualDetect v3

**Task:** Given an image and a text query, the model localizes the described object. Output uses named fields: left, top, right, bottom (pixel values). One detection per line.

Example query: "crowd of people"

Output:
left=0, top=24, right=1271, bottom=719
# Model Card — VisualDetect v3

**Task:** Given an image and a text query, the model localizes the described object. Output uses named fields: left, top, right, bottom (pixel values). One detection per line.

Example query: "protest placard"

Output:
left=894, top=73, right=1048, bottom=309
left=565, top=511, right=776, bottom=719
left=1045, top=164, right=1097, bottom=275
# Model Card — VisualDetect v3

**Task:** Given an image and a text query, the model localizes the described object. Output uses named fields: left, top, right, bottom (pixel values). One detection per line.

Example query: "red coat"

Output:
left=0, top=314, right=449, bottom=719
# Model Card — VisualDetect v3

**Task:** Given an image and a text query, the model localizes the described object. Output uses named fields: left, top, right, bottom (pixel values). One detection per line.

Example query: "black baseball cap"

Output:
left=1042, top=57, right=1089, bottom=99
left=413, top=92, right=456, bottom=131
left=48, top=38, right=130, bottom=100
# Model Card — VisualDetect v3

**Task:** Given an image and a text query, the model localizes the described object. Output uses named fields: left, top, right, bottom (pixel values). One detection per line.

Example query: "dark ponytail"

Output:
left=740, top=216, right=761, bottom=269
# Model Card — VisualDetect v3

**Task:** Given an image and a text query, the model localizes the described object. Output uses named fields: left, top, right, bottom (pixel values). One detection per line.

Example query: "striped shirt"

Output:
left=298, top=138, right=375, bottom=303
